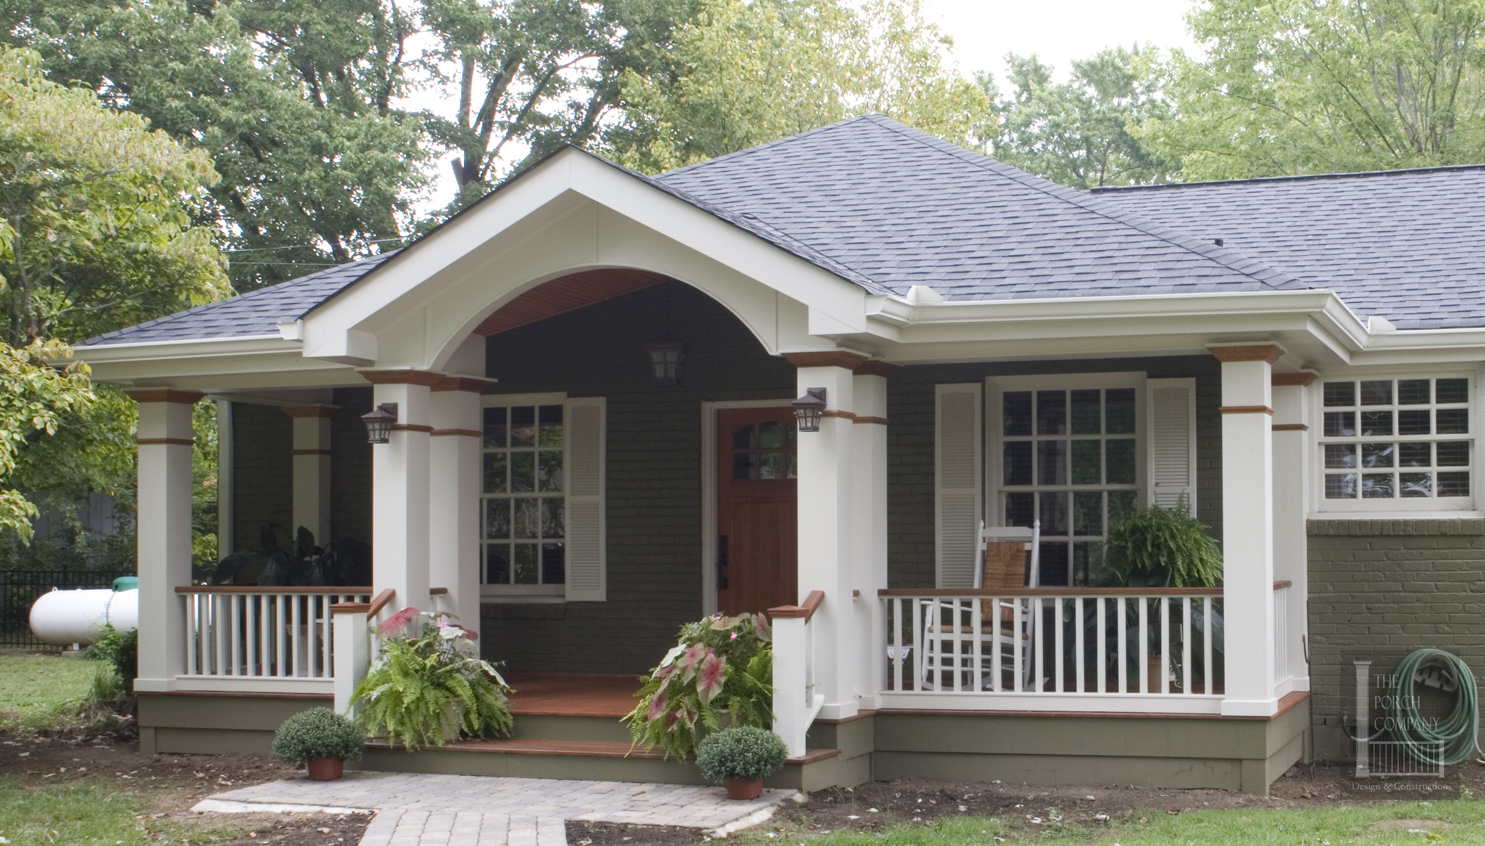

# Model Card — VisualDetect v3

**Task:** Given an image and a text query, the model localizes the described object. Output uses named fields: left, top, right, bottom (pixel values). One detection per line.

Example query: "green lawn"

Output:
left=0, top=651, right=105, bottom=729
left=739, top=801, right=1485, bottom=845
left=0, top=777, right=243, bottom=845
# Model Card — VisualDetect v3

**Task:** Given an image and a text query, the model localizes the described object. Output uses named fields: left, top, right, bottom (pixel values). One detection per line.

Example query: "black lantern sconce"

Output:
left=361, top=403, right=398, bottom=444
left=792, top=388, right=827, bottom=433
left=644, top=334, right=689, bottom=387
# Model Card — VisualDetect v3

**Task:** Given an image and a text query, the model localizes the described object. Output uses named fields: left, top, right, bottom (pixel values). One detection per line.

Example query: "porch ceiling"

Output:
left=473, top=268, right=667, bottom=336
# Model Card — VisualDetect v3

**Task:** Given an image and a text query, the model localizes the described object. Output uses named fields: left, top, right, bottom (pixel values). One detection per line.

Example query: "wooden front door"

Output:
left=716, top=407, right=798, bottom=615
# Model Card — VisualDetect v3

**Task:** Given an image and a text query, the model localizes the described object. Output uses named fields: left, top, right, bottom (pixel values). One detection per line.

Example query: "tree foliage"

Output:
left=607, top=0, right=986, bottom=173
left=1147, top=0, right=1485, bottom=179
left=983, top=48, right=1177, bottom=189
left=6, top=0, right=427, bottom=290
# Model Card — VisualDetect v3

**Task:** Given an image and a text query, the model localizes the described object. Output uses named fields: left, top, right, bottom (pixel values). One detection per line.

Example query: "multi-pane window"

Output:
left=1321, top=377, right=1471, bottom=503
left=482, top=404, right=565, bottom=588
left=732, top=421, right=797, bottom=480
left=1000, top=387, right=1140, bottom=586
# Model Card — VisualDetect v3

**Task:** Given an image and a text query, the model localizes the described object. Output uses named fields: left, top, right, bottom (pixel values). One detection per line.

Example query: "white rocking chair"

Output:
left=920, top=521, right=1041, bottom=691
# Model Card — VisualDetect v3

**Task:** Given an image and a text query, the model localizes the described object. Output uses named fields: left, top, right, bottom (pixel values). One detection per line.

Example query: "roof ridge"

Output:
left=860, top=118, right=1312, bottom=295
left=1091, top=162, right=1485, bottom=193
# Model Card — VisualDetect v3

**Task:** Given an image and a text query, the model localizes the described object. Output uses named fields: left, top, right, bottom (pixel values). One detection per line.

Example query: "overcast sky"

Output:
left=923, top=0, right=1200, bottom=80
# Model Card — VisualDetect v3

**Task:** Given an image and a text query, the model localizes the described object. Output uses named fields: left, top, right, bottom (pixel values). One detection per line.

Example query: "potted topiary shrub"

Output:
left=272, top=707, right=365, bottom=781
left=695, top=725, right=787, bottom=800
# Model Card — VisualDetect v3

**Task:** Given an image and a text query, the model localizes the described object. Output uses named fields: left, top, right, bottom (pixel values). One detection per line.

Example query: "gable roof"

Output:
left=80, top=115, right=1485, bottom=348
left=1091, top=166, right=1485, bottom=330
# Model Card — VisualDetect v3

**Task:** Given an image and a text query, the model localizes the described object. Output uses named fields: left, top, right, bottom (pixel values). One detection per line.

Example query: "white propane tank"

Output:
left=28, top=588, right=139, bottom=647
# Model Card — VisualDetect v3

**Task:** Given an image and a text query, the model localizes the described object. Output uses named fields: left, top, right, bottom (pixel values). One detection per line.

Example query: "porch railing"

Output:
left=1273, top=580, right=1292, bottom=695
left=771, top=590, right=825, bottom=758
left=176, top=586, right=371, bottom=690
left=880, top=587, right=1224, bottom=712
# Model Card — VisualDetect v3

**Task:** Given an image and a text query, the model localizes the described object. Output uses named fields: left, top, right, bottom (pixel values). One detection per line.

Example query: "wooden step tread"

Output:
left=364, top=737, right=840, bottom=764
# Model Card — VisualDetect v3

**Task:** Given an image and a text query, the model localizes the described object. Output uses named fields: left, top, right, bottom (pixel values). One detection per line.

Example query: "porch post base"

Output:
left=818, top=701, right=860, bottom=721
left=1220, top=697, right=1280, bottom=718
left=133, top=678, right=175, bottom=694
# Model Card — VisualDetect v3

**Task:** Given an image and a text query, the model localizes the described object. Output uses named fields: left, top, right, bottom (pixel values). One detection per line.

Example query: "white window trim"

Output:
left=478, top=392, right=575, bottom=600
left=985, top=373, right=1147, bottom=586
left=1310, top=366, right=1483, bottom=518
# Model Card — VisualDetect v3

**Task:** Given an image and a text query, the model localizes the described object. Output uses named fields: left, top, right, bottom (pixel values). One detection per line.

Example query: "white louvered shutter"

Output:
left=1147, top=378, right=1197, bottom=515
left=935, top=384, right=983, bottom=588
left=564, top=397, right=606, bottom=601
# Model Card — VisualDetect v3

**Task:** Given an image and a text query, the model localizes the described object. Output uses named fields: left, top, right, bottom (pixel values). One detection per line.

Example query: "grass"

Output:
left=0, top=777, right=243, bottom=845
left=0, top=651, right=106, bottom=730
left=738, top=800, right=1485, bottom=844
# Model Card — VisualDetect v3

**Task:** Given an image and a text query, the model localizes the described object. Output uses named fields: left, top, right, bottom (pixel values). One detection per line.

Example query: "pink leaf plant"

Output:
left=695, top=652, right=729, bottom=704
left=376, top=606, right=420, bottom=636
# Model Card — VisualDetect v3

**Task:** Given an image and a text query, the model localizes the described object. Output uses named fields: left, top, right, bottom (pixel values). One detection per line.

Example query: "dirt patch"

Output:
left=0, top=726, right=371, bottom=845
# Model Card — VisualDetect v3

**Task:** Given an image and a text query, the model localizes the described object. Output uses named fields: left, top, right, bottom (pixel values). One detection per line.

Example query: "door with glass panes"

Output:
left=993, top=380, right=1141, bottom=586
left=715, top=407, right=798, bottom=615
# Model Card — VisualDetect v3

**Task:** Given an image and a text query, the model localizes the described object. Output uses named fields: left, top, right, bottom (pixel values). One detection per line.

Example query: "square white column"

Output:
left=789, top=353, right=861, bottom=721
left=362, top=372, right=438, bottom=614
left=129, top=389, right=203, bottom=693
left=430, top=377, right=491, bottom=630
left=284, top=404, right=337, bottom=544
left=1271, top=372, right=1315, bottom=694
left=852, top=364, right=893, bottom=708
left=1212, top=345, right=1281, bottom=717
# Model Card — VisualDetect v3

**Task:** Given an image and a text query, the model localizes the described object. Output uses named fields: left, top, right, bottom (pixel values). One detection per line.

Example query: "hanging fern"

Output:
left=1103, top=498, right=1223, bottom=588
left=351, top=612, right=513, bottom=750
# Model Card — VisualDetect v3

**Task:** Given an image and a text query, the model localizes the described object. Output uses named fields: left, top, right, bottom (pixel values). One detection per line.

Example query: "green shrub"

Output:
left=623, top=613, right=773, bottom=761
left=351, top=609, right=513, bottom=750
left=272, top=707, right=365, bottom=766
left=84, top=625, right=138, bottom=689
left=696, top=726, right=787, bottom=782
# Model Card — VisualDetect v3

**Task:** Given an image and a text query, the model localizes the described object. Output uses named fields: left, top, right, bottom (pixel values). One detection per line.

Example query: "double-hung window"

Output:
left=1319, top=375, right=1473, bottom=511
left=480, top=394, right=606, bottom=600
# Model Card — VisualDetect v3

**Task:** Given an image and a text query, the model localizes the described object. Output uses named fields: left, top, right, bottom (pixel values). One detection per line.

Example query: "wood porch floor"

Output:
left=503, top=672, right=641, bottom=718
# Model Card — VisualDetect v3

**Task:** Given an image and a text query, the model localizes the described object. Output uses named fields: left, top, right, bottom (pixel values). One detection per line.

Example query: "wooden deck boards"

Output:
left=504, top=672, right=641, bottom=718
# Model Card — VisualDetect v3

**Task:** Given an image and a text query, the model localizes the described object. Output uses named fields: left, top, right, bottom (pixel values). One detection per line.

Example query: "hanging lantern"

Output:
left=644, top=334, right=689, bottom=387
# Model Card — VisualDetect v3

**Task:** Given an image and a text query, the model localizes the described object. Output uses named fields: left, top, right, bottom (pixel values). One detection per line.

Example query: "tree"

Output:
left=1147, top=0, right=1485, bottom=180
left=984, top=48, right=1177, bottom=189
left=606, top=0, right=986, bottom=173
left=421, top=0, right=697, bottom=204
left=6, top=0, right=428, bottom=290
left=0, top=47, right=226, bottom=542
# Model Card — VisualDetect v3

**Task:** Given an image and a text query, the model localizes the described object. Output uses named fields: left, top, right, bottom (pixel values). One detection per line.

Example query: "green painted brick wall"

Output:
left=479, top=280, right=795, bottom=674
left=1306, top=518, right=1485, bottom=761
left=886, top=356, right=1223, bottom=588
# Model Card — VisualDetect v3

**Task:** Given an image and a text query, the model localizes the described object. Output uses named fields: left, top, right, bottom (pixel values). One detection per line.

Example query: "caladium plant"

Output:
left=623, top=613, right=773, bottom=761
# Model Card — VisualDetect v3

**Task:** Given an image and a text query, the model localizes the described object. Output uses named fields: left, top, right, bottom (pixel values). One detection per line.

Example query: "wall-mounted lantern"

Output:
left=644, top=335, right=689, bottom=387
left=361, top=403, right=398, bottom=444
left=791, top=388, right=827, bottom=433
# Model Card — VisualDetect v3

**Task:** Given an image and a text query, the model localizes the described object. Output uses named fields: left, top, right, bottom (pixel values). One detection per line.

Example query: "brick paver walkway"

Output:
left=197, top=772, right=795, bottom=846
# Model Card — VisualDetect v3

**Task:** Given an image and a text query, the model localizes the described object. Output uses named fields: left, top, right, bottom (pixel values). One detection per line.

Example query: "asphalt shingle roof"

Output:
left=81, top=252, right=396, bottom=347
left=1091, top=167, right=1485, bottom=330
left=81, top=115, right=1485, bottom=346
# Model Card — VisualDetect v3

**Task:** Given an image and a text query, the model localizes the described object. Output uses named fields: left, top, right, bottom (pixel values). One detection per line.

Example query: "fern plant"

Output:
left=351, top=610, right=513, bottom=750
left=1102, top=498, right=1222, bottom=588
left=623, top=613, right=773, bottom=761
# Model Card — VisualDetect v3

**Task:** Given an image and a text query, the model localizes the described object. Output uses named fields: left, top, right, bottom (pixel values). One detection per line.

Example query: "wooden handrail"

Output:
left=1274, top=580, right=1293, bottom=590
left=177, top=585, right=372, bottom=595
left=430, top=587, right=449, bottom=596
left=365, top=588, right=396, bottom=619
left=770, top=589, right=825, bottom=621
left=879, top=586, right=1223, bottom=598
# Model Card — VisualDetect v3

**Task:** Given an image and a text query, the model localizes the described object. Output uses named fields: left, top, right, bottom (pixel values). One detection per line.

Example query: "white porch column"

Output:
left=362, top=371, right=439, bottom=614
left=129, top=389, right=203, bottom=694
left=853, top=362, right=894, bottom=709
left=1272, top=371, right=1315, bottom=694
left=429, top=377, right=491, bottom=629
left=1212, top=344, right=1281, bottom=717
left=283, top=404, right=337, bottom=543
left=785, top=352, right=863, bottom=722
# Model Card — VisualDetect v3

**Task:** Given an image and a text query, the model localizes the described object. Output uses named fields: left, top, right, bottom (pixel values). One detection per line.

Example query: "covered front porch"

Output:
left=85, top=146, right=1322, bottom=793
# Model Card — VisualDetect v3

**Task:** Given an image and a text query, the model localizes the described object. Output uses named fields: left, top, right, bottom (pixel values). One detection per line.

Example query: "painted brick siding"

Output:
left=479, top=281, right=796, bottom=674
left=1306, top=519, right=1485, bottom=761
left=230, top=402, right=292, bottom=553
left=886, top=356, right=1223, bottom=588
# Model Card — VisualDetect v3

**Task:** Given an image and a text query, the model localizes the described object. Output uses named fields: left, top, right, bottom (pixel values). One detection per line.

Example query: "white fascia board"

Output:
left=300, top=149, right=877, bottom=366
left=73, top=335, right=358, bottom=389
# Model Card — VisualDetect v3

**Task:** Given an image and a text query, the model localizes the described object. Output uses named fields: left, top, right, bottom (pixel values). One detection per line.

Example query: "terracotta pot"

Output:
left=725, top=776, right=763, bottom=800
left=306, top=757, right=344, bottom=781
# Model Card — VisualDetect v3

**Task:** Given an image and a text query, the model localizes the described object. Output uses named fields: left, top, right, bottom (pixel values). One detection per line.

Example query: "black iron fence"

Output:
left=0, top=569, right=133, bottom=648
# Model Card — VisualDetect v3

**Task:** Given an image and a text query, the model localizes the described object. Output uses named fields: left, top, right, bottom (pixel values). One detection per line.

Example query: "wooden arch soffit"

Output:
left=473, top=268, right=668, bottom=336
